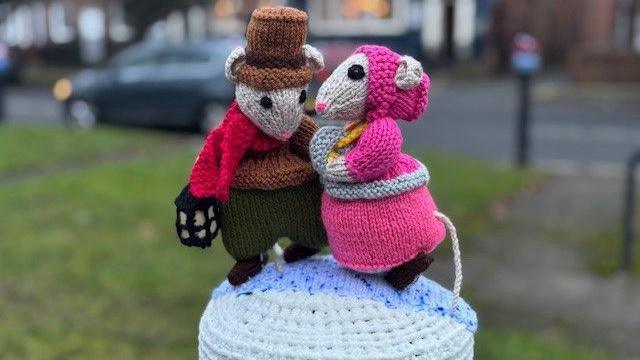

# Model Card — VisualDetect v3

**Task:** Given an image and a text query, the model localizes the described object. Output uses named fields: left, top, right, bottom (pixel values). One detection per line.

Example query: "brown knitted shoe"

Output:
left=283, top=244, right=320, bottom=263
left=384, top=253, right=434, bottom=290
left=227, top=254, right=267, bottom=286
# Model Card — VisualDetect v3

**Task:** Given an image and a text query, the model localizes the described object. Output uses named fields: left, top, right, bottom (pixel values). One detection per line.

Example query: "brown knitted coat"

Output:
left=231, top=115, right=318, bottom=190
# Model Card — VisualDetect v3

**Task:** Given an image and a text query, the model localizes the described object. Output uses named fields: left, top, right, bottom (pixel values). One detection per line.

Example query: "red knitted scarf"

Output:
left=189, top=101, right=284, bottom=203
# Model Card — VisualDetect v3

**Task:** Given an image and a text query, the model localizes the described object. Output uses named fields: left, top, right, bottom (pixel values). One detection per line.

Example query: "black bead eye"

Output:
left=347, top=64, right=365, bottom=80
left=260, top=96, right=273, bottom=109
left=299, top=89, right=307, bottom=104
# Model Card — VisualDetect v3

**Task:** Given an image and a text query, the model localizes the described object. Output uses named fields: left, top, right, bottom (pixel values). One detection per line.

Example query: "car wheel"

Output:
left=200, top=102, right=226, bottom=133
left=66, top=99, right=98, bottom=129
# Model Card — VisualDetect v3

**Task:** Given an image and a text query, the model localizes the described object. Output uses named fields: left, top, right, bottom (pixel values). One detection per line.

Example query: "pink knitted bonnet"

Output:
left=355, top=45, right=430, bottom=122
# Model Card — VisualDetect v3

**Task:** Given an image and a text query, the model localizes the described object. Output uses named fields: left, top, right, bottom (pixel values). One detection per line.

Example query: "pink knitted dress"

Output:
left=311, top=45, right=446, bottom=273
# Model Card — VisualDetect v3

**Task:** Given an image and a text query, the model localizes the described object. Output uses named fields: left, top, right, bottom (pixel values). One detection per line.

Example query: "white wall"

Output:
left=421, top=0, right=444, bottom=53
left=454, top=0, right=476, bottom=59
left=421, top=0, right=477, bottom=60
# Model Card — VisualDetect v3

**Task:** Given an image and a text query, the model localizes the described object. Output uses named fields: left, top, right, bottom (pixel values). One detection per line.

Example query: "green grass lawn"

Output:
left=589, top=228, right=640, bottom=274
left=0, top=125, right=175, bottom=176
left=477, top=329, right=618, bottom=360
left=425, top=151, right=535, bottom=220
left=0, top=127, right=617, bottom=359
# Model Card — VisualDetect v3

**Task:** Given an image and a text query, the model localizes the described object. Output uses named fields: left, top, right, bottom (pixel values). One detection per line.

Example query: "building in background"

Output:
left=0, top=0, right=134, bottom=64
left=150, top=0, right=489, bottom=63
left=569, top=0, right=640, bottom=81
left=491, top=0, right=640, bottom=81
left=300, top=0, right=488, bottom=63
left=0, top=0, right=494, bottom=65
left=146, top=0, right=286, bottom=42
left=1, top=0, right=636, bottom=81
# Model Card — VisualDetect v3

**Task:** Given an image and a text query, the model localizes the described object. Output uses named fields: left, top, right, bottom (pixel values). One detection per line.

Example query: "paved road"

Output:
left=2, top=86, right=62, bottom=125
left=3, top=80, right=640, bottom=177
left=405, top=77, right=640, bottom=177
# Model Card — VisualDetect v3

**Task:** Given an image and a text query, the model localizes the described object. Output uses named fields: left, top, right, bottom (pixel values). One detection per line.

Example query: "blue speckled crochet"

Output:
left=212, top=255, right=478, bottom=332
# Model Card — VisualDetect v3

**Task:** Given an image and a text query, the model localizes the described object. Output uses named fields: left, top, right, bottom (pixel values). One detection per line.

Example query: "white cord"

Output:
left=434, top=211, right=463, bottom=311
left=272, top=243, right=285, bottom=272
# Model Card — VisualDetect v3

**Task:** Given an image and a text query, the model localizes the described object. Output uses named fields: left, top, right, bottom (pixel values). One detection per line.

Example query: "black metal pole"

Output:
left=622, top=150, right=640, bottom=271
left=515, top=73, right=531, bottom=167
left=0, top=81, right=5, bottom=122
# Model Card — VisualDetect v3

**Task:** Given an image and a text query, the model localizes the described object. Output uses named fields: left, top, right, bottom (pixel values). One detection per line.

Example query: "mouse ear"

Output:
left=225, top=47, right=246, bottom=82
left=303, top=44, right=324, bottom=73
left=395, top=55, right=423, bottom=90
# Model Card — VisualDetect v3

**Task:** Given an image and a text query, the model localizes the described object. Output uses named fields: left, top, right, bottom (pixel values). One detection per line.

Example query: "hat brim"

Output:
left=237, top=64, right=312, bottom=91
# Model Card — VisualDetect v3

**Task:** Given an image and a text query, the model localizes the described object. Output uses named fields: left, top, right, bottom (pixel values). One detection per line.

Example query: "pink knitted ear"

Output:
left=389, top=73, right=430, bottom=122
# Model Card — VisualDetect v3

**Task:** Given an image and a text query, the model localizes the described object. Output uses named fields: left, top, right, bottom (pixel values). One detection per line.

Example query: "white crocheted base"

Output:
left=200, top=291, right=474, bottom=360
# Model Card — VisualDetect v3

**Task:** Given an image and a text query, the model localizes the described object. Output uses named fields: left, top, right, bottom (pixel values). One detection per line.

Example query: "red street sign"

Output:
left=512, top=32, right=540, bottom=55
left=511, top=32, right=541, bottom=74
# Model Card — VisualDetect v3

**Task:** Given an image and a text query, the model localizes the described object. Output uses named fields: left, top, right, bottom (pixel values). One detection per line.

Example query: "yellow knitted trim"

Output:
left=327, top=121, right=368, bottom=161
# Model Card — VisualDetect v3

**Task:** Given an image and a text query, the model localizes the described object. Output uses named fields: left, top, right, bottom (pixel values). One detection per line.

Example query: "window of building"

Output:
left=308, top=0, right=409, bottom=36
left=109, top=1, right=134, bottom=43
left=78, top=6, right=104, bottom=42
left=32, top=2, right=48, bottom=47
left=188, top=5, right=207, bottom=40
left=48, top=0, right=75, bottom=44
left=166, top=10, right=186, bottom=42
left=78, top=6, right=106, bottom=63
left=209, top=0, right=285, bottom=35
left=13, top=5, right=34, bottom=49
left=635, top=12, right=640, bottom=52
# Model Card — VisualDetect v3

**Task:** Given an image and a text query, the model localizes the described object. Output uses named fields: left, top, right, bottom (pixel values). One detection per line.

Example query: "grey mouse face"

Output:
left=315, top=53, right=369, bottom=121
left=235, top=83, right=307, bottom=141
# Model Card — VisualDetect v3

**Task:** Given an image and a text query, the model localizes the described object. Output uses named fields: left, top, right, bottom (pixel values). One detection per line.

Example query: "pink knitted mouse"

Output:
left=310, top=45, right=462, bottom=292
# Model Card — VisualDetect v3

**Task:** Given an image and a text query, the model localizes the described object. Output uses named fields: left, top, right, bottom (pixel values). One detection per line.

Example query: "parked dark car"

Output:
left=53, top=38, right=240, bottom=131
left=0, top=42, right=22, bottom=84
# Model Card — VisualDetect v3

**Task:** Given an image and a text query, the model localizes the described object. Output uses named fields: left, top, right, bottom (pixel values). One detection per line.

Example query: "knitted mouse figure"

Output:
left=175, top=7, right=327, bottom=286
left=310, top=45, right=462, bottom=292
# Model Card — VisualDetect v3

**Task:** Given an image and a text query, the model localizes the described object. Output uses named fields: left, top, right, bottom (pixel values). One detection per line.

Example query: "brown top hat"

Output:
left=236, top=7, right=312, bottom=91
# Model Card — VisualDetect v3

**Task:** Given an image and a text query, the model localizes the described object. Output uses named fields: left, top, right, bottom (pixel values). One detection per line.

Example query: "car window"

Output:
left=205, top=39, right=243, bottom=68
left=110, top=46, right=160, bottom=67
left=125, top=54, right=157, bottom=67
left=160, top=49, right=211, bottom=65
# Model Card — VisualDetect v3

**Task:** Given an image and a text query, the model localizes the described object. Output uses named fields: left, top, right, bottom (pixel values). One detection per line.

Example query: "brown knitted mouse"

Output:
left=174, top=7, right=327, bottom=285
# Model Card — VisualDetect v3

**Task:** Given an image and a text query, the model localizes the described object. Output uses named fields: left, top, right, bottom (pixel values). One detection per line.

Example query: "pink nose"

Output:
left=315, top=102, right=327, bottom=113
left=280, top=131, right=291, bottom=139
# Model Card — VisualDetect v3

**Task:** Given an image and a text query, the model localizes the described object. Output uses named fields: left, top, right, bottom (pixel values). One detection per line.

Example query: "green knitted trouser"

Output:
left=221, top=180, right=327, bottom=260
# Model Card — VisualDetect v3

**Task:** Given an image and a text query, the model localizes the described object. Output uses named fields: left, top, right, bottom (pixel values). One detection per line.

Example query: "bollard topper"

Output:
left=511, top=32, right=541, bottom=75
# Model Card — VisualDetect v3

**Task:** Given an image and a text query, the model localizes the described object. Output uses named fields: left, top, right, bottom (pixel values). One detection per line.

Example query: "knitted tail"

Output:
left=273, top=242, right=285, bottom=272
left=434, top=211, right=463, bottom=311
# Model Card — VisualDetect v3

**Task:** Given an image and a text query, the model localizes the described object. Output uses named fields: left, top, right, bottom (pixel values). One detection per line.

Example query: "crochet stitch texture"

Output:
left=199, top=256, right=477, bottom=359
